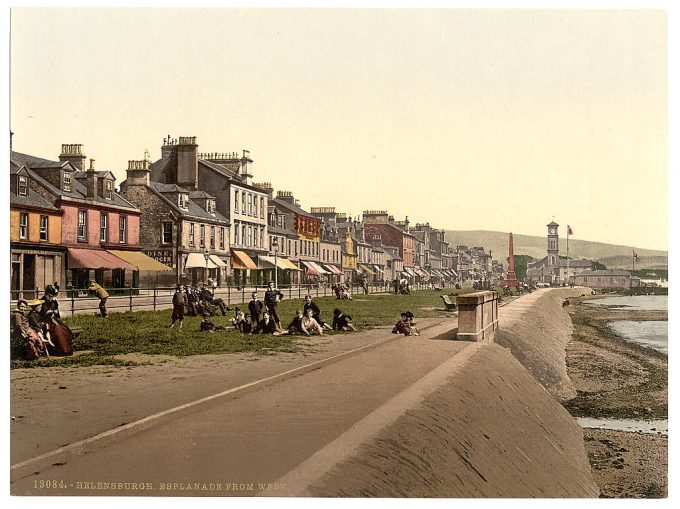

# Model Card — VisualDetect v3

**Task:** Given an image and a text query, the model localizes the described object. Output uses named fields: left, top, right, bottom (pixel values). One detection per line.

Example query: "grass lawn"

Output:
left=11, top=288, right=471, bottom=368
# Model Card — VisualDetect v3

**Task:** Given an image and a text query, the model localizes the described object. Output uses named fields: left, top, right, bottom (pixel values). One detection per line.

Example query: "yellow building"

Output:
left=10, top=166, right=65, bottom=298
left=341, top=229, right=358, bottom=275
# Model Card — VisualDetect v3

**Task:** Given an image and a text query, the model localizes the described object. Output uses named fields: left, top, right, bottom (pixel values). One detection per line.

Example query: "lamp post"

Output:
left=272, top=237, right=279, bottom=289
left=203, top=248, right=210, bottom=284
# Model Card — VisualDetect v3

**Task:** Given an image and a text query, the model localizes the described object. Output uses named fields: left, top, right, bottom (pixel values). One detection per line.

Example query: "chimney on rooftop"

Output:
left=124, top=157, right=151, bottom=188
left=176, top=136, right=198, bottom=190
left=253, top=182, right=274, bottom=200
left=276, top=190, right=295, bottom=205
left=86, top=159, right=97, bottom=198
left=59, top=143, right=87, bottom=171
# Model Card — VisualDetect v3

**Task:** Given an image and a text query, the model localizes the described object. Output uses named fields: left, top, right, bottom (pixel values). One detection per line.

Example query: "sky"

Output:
left=8, top=6, right=669, bottom=250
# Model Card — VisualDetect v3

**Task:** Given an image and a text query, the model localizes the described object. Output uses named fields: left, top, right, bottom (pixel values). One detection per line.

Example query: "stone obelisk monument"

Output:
left=503, top=232, right=519, bottom=288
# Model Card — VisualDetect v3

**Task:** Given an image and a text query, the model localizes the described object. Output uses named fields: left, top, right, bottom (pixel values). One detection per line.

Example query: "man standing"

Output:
left=89, top=280, right=109, bottom=317
left=264, top=281, right=284, bottom=331
left=248, top=292, right=264, bottom=324
left=170, top=285, right=186, bottom=329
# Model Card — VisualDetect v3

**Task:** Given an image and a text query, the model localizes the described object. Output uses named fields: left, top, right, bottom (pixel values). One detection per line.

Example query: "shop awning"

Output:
left=108, top=250, right=173, bottom=271
left=404, top=267, right=417, bottom=277
left=281, top=258, right=303, bottom=271
left=301, top=260, right=320, bottom=276
left=185, top=252, right=218, bottom=269
left=358, top=264, right=376, bottom=275
left=372, top=265, right=384, bottom=274
left=210, top=255, right=227, bottom=268
left=258, top=255, right=290, bottom=270
left=67, top=248, right=136, bottom=271
left=323, top=264, right=343, bottom=275
left=308, top=261, right=329, bottom=274
left=231, top=250, right=258, bottom=270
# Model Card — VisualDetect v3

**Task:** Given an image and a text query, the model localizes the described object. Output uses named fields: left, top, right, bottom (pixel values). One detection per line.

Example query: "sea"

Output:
left=579, top=295, right=668, bottom=433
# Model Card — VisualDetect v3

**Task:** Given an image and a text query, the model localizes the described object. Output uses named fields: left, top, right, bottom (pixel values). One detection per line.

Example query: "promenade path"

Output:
left=11, top=292, right=536, bottom=496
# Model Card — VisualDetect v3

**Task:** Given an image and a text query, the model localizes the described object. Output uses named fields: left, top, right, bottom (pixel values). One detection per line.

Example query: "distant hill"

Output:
left=445, top=230, right=667, bottom=270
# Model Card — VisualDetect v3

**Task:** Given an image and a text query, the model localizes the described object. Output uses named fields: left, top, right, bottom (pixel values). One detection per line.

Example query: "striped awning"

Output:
left=372, top=265, right=384, bottom=274
left=323, top=264, right=344, bottom=275
left=301, top=260, right=320, bottom=275
left=185, top=252, right=219, bottom=269
left=258, top=255, right=290, bottom=270
left=404, top=267, right=417, bottom=277
left=358, top=264, right=376, bottom=275
left=231, top=250, right=258, bottom=270
left=67, top=248, right=136, bottom=271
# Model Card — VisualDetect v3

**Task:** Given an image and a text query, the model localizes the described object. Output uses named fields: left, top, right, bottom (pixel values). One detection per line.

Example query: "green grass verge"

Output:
left=12, top=289, right=471, bottom=368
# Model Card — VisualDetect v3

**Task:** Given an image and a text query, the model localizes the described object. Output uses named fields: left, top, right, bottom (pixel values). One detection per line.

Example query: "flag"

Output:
left=567, top=225, right=573, bottom=235
left=633, top=251, right=639, bottom=262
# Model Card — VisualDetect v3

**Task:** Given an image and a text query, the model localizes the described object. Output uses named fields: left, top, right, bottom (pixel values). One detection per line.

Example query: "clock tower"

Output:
left=547, top=221, right=559, bottom=268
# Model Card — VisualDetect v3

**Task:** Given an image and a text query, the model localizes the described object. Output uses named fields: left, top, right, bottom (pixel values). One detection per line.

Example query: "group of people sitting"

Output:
left=197, top=291, right=357, bottom=337
left=331, top=283, right=352, bottom=300
left=392, top=311, right=420, bottom=337
left=12, top=283, right=74, bottom=360
left=170, top=280, right=231, bottom=328
left=392, top=278, right=411, bottom=295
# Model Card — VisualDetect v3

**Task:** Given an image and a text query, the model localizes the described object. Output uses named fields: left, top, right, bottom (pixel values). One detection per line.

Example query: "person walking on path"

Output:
left=170, top=285, right=186, bottom=329
left=303, top=295, right=332, bottom=330
left=264, top=281, right=284, bottom=331
left=89, top=280, right=109, bottom=317
left=248, top=292, right=264, bottom=324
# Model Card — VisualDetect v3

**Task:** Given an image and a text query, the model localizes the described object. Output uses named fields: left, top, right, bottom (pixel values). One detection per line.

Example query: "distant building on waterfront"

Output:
left=572, top=269, right=640, bottom=289
left=526, top=221, right=593, bottom=285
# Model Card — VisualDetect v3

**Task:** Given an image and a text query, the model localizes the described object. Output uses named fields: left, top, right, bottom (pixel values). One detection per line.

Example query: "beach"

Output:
left=564, top=295, right=668, bottom=498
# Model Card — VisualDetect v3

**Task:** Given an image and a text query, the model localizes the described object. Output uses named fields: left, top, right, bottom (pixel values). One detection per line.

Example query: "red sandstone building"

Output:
left=362, top=211, right=417, bottom=269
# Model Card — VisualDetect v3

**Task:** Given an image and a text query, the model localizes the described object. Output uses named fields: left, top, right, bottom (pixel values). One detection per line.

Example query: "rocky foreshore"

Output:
left=564, top=295, right=668, bottom=498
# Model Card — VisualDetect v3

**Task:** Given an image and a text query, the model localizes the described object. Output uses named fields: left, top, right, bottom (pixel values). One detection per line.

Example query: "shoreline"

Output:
left=564, top=295, right=668, bottom=498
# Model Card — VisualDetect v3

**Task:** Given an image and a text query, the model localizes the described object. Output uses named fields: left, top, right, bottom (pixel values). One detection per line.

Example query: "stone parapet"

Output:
left=456, top=290, right=499, bottom=341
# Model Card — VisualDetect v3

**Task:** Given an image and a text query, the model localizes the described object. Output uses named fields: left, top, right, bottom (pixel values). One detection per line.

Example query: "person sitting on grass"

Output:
left=283, top=309, right=305, bottom=335
left=231, top=307, right=246, bottom=331
left=332, top=308, right=357, bottom=332
left=393, top=312, right=418, bottom=337
left=13, top=299, right=45, bottom=360
left=200, top=312, right=227, bottom=333
left=252, top=310, right=278, bottom=335
left=303, top=295, right=332, bottom=330
left=301, top=308, right=324, bottom=336
left=241, top=313, right=253, bottom=334
left=199, top=283, right=230, bottom=316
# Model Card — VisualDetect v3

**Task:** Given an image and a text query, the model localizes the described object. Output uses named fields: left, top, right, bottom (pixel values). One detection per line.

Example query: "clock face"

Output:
left=549, top=227, right=556, bottom=234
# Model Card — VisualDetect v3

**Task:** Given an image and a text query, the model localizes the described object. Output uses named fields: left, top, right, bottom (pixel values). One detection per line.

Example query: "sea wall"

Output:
left=305, top=343, right=598, bottom=497
left=495, top=288, right=579, bottom=402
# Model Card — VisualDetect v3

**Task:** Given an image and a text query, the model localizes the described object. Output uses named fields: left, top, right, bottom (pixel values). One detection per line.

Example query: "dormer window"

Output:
left=178, top=193, right=189, bottom=210
left=18, top=175, right=28, bottom=196
left=104, top=179, right=114, bottom=200
left=63, top=172, right=72, bottom=192
left=207, top=199, right=216, bottom=215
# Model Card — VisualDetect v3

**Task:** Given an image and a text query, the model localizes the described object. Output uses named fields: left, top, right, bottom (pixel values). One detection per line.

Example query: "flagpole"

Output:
left=566, top=229, right=569, bottom=285
left=633, top=248, right=635, bottom=272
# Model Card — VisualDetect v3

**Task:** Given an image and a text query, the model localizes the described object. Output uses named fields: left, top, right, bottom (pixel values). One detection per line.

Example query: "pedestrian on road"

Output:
left=393, top=277, right=399, bottom=294
left=170, top=285, right=186, bottom=329
left=264, top=281, right=284, bottom=331
left=332, top=308, right=357, bottom=332
left=89, top=280, right=109, bottom=317
left=303, top=295, right=332, bottom=330
left=248, top=292, right=264, bottom=324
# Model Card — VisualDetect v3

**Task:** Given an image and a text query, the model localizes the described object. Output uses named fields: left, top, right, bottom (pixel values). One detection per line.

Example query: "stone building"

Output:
left=119, top=158, right=230, bottom=285
left=572, top=269, right=639, bottom=289
left=526, top=221, right=593, bottom=285
left=362, top=211, right=417, bottom=269
left=149, top=136, right=268, bottom=281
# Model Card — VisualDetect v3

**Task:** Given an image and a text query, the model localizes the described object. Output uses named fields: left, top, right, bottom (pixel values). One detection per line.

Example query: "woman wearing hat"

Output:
left=12, top=299, right=45, bottom=360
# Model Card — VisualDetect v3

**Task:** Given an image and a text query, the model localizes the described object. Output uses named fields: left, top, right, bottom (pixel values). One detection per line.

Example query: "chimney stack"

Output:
left=276, top=190, right=295, bottom=205
left=59, top=143, right=87, bottom=171
left=124, top=159, right=151, bottom=187
left=86, top=159, right=97, bottom=198
left=253, top=182, right=274, bottom=200
left=176, top=136, right=198, bottom=190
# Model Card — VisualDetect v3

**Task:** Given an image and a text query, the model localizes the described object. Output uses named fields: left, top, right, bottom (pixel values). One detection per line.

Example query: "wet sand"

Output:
left=564, top=296, right=668, bottom=498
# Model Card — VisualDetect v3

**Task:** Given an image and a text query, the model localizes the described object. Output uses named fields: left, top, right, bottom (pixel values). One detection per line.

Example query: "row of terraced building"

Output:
left=10, top=135, right=460, bottom=296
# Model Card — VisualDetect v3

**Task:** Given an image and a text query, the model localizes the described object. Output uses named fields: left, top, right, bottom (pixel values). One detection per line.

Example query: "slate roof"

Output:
left=11, top=151, right=139, bottom=211
left=271, top=197, right=317, bottom=220
left=150, top=182, right=228, bottom=223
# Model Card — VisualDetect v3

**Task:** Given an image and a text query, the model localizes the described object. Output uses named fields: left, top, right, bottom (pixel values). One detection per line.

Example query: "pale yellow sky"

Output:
left=9, top=8, right=668, bottom=250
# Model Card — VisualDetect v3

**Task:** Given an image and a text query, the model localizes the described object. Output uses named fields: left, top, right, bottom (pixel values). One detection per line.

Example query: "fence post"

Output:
left=129, top=287, right=133, bottom=313
left=242, top=286, right=245, bottom=305
left=227, top=284, right=231, bottom=305
left=71, top=289, right=75, bottom=317
left=153, top=287, right=157, bottom=311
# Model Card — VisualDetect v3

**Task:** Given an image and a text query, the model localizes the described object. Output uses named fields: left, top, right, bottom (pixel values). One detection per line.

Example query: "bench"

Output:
left=440, top=294, right=457, bottom=311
